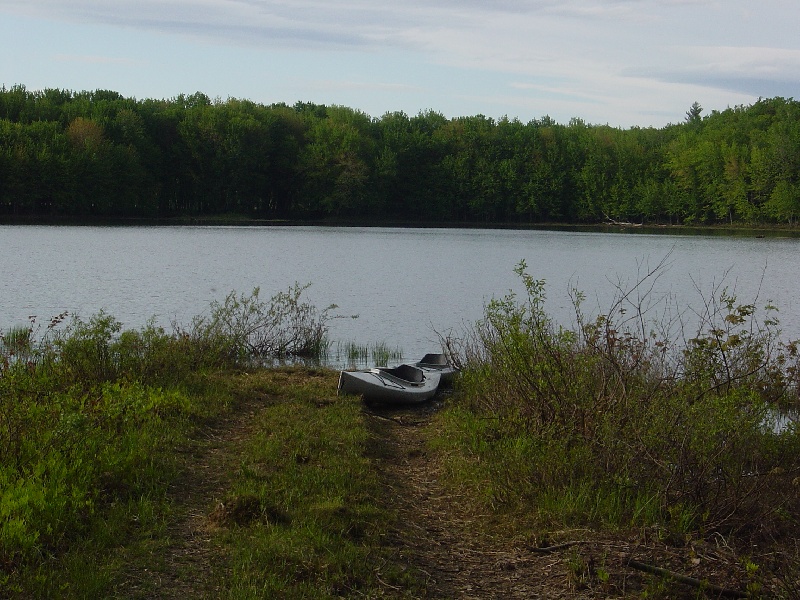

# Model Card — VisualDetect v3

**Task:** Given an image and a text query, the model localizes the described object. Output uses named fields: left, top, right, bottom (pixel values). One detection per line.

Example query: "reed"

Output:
left=334, top=340, right=404, bottom=368
left=0, top=324, right=33, bottom=356
left=369, top=341, right=403, bottom=367
left=338, top=340, right=370, bottom=366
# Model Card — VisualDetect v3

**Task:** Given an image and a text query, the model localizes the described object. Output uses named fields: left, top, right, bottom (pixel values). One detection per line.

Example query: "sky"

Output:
left=1, top=0, right=798, bottom=128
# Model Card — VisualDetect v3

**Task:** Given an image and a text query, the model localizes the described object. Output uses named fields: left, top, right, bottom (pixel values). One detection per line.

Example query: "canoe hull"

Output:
left=414, top=353, right=458, bottom=386
left=338, top=367, right=441, bottom=404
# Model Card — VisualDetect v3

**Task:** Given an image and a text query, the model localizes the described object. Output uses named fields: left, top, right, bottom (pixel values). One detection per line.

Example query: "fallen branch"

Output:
left=626, top=558, right=748, bottom=598
left=528, top=540, right=586, bottom=554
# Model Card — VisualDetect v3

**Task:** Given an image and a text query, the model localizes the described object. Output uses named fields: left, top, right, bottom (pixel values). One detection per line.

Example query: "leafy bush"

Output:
left=446, top=260, right=800, bottom=538
left=182, top=284, right=343, bottom=362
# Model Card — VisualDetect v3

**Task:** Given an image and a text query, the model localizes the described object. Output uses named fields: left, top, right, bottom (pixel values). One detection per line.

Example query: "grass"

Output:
left=0, top=366, right=225, bottom=597
left=4, top=271, right=800, bottom=597
left=0, top=288, right=414, bottom=598
left=334, top=340, right=404, bottom=368
left=1, top=362, right=413, bottom=598
left=430, top=260, right=800, bottom=591
left=212, top=370, right=405, bottom=598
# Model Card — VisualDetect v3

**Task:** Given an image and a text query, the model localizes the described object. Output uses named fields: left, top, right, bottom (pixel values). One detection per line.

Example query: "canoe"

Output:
left=414, top=353, right=458, bottom=386
left=338, top=363, right=441, bottom=404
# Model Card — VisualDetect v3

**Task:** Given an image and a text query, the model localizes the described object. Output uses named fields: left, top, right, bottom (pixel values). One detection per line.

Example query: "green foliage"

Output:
left=31, top=312, right=231, bottom=390
left=3, top=86, right=800, bottom=225
left=442, top=261, right=800, bottom=539
left=0, top=379, right=196, bottom=579
left=1, top=286, right=350, bottom=595
left=52, top=311, right=123, bottom=383
left=183, top=284, right=340, bottom=362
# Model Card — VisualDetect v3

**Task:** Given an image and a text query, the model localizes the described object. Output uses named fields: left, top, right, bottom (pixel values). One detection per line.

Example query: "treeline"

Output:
left=1, top=84, right=799, bottom=225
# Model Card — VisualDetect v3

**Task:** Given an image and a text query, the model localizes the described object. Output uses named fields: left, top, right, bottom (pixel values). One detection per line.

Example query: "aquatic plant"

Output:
left=369, top=341, right=403, bottom=367
left=335, top=340, right=404, bottom=368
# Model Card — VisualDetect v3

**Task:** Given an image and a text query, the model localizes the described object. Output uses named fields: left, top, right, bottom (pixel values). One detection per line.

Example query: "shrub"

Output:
left=446, top=260, right=800, bottom=537
left=182, top=284, right=343, bottom=362
left=51, top=311, right=123, bottom=384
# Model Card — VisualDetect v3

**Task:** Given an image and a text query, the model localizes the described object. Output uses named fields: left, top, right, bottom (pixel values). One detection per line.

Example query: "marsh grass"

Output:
left=369, top=341, right=404, bottom=367
left=0, top=324, right=33, bottom=359
left=335, top=340, right=404, bottom=368
left=439, top=259, right=800, bottom=546
left=338, top=340, right=370, bottom=365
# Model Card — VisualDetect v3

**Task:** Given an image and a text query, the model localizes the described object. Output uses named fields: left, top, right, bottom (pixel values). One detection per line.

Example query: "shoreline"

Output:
left=2, top=214, right=799, bottom=237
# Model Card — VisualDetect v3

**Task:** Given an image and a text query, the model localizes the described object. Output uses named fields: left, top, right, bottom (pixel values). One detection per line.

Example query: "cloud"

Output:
left=694, top=46, right=800, bottom=79
left=0, top=1, right=573, bottom=50
left=299, top=78, right=425, bottom=95
left=54, top=54, right=144, bottom=66
left=2, top=0, right=797, bottom=126
left=628, top=46, right=800, bottom=97
left=3, top=0, right=370, bottom=48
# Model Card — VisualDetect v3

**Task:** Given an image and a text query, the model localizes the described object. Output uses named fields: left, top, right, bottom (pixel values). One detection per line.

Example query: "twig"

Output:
left=529, top=540, right=587, bottom=554
left=626, top=558, right=748, bottom=598
left=374, top=573, right=402, bottom=591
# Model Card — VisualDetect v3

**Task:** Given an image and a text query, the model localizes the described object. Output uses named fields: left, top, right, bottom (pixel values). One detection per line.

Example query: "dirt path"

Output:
left=113, top=381, right=769, bottom=599
left=115, top=397, right=264, bottom=599
left=363, top=401, right=762, bottom=600
left=366, top=401, right=577, bottom=599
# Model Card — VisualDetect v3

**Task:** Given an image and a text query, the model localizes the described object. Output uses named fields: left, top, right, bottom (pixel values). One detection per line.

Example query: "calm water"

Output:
left=2, top=225, right=799, bottom=362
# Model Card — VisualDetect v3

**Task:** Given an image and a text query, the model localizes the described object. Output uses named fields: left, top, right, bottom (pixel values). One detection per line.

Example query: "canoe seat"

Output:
left=418, top=353, right=448, bottom=367
left=380, top=364, right=424, bottom=383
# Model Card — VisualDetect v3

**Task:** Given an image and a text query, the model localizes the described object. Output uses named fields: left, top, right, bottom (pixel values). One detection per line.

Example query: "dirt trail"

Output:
left=115, top=398, right=263, bottom=599
left=363, top=401, right=763, bottom=600
left=366, top=402, right=578, bottom=599
left=113, top=384, right=765, bottom=599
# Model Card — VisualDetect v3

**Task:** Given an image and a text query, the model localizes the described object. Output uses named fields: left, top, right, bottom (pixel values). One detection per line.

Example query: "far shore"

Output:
left=3, top=214, right=800, bottom=237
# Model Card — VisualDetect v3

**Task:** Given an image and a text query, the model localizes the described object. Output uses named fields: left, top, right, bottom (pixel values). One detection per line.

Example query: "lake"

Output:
left=2, top=225, right=799, bottom=363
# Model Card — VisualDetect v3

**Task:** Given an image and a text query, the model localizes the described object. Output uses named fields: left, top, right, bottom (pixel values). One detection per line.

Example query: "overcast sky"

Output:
left=1, top=0, right=798, bottom=127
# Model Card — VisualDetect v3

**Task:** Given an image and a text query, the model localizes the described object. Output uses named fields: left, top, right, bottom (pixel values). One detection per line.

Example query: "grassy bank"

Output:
left=0, top=287, right=415, bottom=598
left=208, top=368, right=413, bottom=598
left=434, top=260, right=800, bottom=596
left=4, top=271, right=800, bottom=597
left=0, top=364, right=411, bottom=597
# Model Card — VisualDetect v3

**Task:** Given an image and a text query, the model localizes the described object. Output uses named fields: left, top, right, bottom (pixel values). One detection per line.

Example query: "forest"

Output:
left=1, top=84, right=799, bottom=225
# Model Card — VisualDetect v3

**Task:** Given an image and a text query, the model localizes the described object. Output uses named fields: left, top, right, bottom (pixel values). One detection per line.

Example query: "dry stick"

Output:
left=625, top=558, right=748, bottom=598
left=529, top=541, right=587, bottom=554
